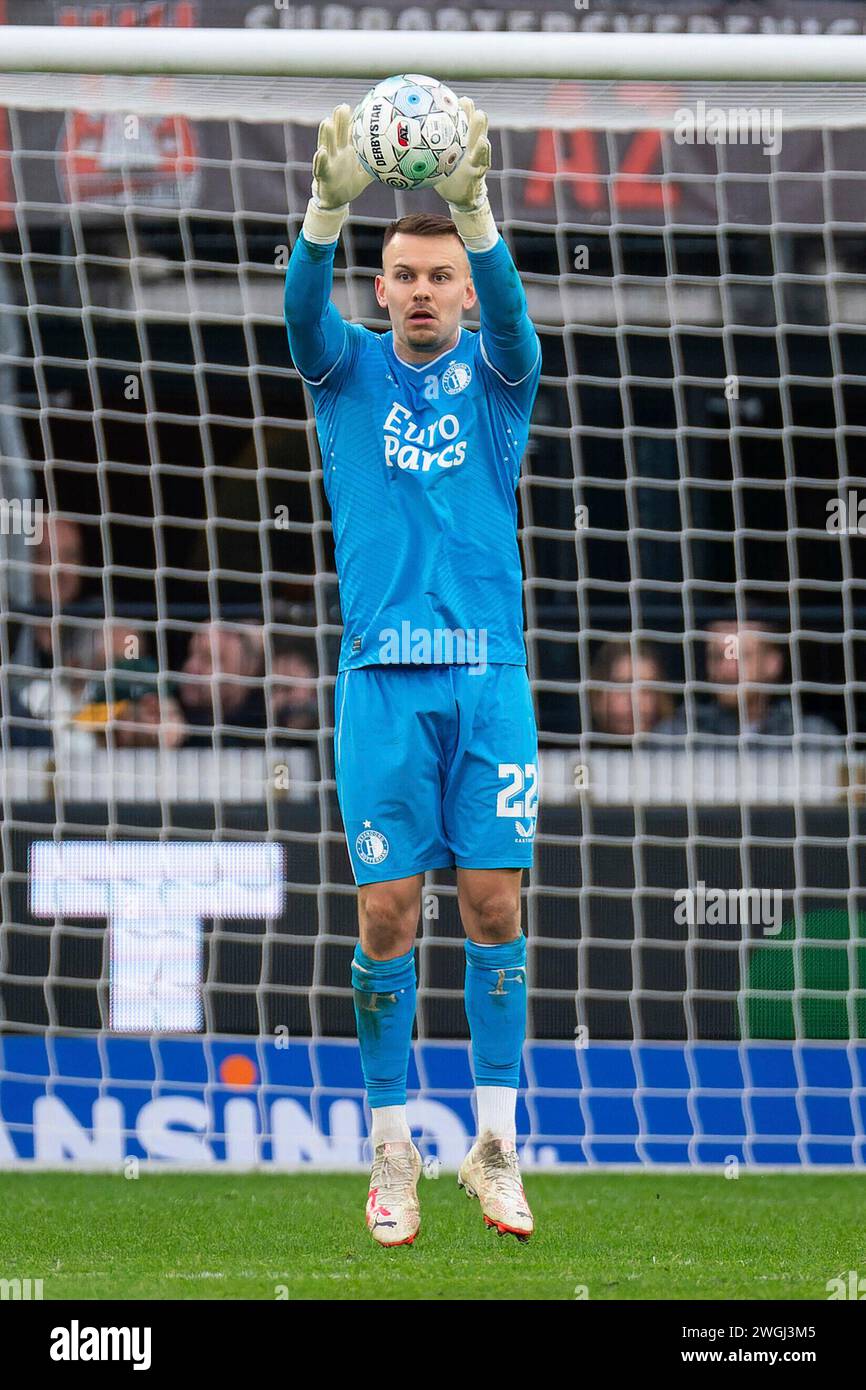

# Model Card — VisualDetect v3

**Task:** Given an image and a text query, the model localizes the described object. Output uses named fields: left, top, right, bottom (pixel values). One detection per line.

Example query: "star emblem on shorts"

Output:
left=363, top=820, right=371, bottom=828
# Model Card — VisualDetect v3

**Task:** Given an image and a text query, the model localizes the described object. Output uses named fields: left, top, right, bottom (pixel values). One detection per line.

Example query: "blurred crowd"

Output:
left=0, top=514, right=844, bottom=752
left=587, top=628, right=840, bottom=745
left=1, top=516, right=319, bottom=752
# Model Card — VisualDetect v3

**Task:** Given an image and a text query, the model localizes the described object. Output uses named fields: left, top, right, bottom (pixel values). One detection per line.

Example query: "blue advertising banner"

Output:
left=1, top=1034, right=864, bottom=1168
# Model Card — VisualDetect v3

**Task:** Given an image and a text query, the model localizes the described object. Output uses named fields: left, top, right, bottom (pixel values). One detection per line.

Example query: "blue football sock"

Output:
left=352, top=943, right=416, bottom=1109
left=463, top=935, right=527, bottom=1089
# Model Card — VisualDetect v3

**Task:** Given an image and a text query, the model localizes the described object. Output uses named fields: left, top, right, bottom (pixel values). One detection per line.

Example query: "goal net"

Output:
left=1, top=20, right=865, bottom=1168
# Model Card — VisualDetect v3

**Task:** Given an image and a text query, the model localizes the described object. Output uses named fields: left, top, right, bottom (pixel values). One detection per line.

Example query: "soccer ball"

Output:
left=351, top=74, right=468, bottom=191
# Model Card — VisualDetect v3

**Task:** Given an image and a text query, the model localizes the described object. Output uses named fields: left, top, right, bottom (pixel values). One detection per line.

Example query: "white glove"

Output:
left=434, top=97, right=490, bottom=212
left=434, top=98, right=498, bottom=252
left=304, top=104, right=373, bottom=243
left=312, top=103, right=373, bottom=209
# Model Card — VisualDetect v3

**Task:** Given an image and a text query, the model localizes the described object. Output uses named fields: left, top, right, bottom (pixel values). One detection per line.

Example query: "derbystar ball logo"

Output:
left=369, top=103, right=388, bottom=165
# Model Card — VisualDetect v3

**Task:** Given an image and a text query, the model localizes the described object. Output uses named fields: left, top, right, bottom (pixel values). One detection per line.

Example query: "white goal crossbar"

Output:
left=1, top=27, right=866, bottom=82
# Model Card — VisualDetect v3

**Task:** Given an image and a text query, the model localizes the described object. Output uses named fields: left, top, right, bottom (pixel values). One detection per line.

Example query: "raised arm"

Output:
left=434, top=98, right=540, bottom=383
left=467, top=238, right=540, bottom=384
left=284, top=236, right=346, bottom=384
left=284, top=104, right=373, bottom=384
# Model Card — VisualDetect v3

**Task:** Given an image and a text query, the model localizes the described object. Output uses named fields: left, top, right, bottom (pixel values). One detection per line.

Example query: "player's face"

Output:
left=376, top=234, right=476, bottom=362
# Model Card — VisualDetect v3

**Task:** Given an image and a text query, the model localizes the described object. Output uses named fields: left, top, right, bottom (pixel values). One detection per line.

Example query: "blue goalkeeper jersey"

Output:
left=284, top=234, right=541, bottom=672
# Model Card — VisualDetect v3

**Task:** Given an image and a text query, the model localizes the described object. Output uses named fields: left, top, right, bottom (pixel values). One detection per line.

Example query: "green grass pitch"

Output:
left=2, top=1171, right=864, bottom=1300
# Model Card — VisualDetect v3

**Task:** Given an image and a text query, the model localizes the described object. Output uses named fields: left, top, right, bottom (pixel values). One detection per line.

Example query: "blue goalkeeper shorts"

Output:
left=333, top=663, right=538, bottom=885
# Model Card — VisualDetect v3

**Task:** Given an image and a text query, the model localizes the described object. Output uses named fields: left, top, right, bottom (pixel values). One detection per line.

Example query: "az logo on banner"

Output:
left=56, top=2, right=200, bottom=208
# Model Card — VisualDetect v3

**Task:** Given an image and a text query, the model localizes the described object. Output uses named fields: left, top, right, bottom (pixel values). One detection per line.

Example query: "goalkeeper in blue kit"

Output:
left=285, top=100, right=541, bottom=1245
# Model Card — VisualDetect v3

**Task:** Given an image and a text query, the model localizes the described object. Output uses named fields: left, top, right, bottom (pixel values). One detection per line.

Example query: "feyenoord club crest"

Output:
left=442, top=361, right=472, bottom=395
left=355, top=823, right=390, bottom=865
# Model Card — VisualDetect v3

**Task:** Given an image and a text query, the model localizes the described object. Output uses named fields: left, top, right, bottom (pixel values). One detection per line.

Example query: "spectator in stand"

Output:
left=18, top=619, right=158, bottom=750
left=587, top=638, right=675, bottom=738
left=654, top=621, right=840, bottom=743
left=72, top=622, right=168, bottom=747
left=110, top=623, right=266, bottom=750
left=0, top=682, right=52, bottom=747
left=12, top=517, right=86, bottom=704
left=110, top=684, right=186, bottom=749
left=267, top=640, right=318, bottom=739
left=178, top=622, right=266, bottom=746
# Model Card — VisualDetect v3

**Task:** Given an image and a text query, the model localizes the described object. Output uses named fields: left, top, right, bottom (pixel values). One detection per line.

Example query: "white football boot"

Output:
left=365, top=1140, right=423, bottom=1247
left=457, top=1134, right=534, bottom=1241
